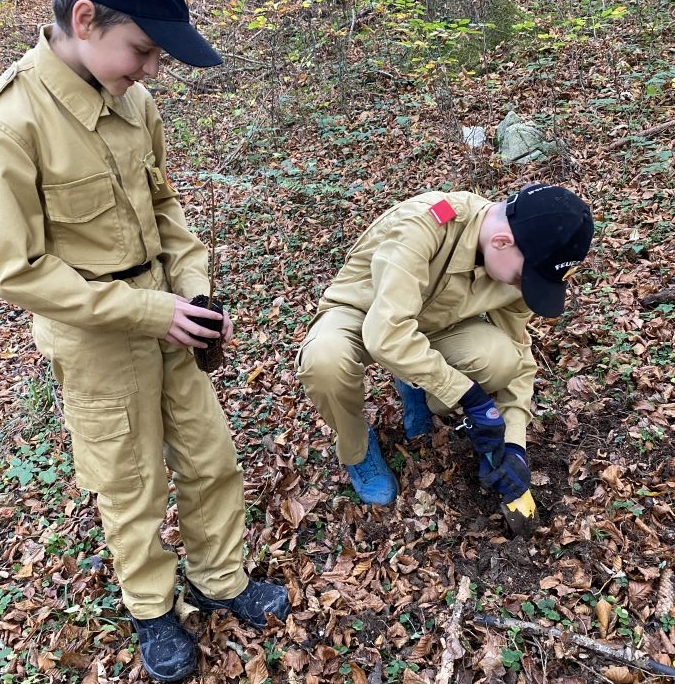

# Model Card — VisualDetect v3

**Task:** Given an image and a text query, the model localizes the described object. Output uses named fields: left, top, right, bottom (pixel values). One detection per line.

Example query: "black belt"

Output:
left=110, top=261, right=152, bottom=280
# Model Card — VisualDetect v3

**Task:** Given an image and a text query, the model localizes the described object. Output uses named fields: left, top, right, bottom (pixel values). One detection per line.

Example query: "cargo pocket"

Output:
left=64, top=402, right=143, bottom=493
left=43, top=172, right=126, bottom=268
left=53, top=322, right=138, bottom=400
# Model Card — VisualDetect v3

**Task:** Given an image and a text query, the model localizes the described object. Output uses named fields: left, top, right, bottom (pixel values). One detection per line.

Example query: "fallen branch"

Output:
left=367, top=659, right=382, bottom=684
left=640, top=288, right=675, bottom=308
left=165, top=67, right=221, bottom=93
left=474, top=614, right=675, bottom=677
left=436, top=575, right=472, bottom=684
left=609, top=120, right=675, bottom=149
left=220, top=53, right=266, bottom=66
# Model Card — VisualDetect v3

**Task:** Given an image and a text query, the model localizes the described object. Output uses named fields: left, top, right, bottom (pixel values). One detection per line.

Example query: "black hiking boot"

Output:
left=130, top=609, right=196, bottom=683
left=187, top=579, right=290, bottom=628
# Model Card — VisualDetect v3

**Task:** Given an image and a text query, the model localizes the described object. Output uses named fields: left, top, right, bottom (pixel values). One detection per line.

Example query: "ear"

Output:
left=490, top=232, right=516, bottom=251
left=71, top=0, right=97, bottom=40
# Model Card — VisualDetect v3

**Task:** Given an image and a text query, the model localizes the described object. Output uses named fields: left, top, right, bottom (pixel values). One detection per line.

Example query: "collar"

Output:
left=34, top=25, right=141, bottom=130
left=442, top=195, right=494, bottom=274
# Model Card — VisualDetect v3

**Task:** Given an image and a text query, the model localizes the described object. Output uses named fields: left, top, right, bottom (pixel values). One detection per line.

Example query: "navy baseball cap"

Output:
left=98, top=0, right=222, bottom=67
left=506, top=184, right=594, bottom=318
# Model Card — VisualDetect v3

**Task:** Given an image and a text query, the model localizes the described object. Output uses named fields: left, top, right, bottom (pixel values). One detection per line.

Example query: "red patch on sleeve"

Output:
left=428, top=200, right=457, bottom=225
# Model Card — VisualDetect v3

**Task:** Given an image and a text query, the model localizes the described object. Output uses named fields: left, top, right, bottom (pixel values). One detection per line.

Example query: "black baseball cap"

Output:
left=98, top=0, right=222, bottom=67
left=506, top=184, right=594, bottom=318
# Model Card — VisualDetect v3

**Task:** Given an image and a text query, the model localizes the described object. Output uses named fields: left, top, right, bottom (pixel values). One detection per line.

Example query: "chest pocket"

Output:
left=43, top=172, right=126, bottom=268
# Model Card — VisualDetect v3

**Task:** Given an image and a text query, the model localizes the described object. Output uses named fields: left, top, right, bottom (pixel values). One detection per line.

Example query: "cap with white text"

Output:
left=507, top=184, right=594, bottom=318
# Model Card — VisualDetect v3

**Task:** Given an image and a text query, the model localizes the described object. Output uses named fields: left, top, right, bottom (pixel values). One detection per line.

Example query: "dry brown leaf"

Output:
left=320, top=589, right=341, bottom=608
left=223, top=649, right=245, bottom=679
left=475, top=636, right=506, bottom=678
left=568, top=453, right=587, bottom=476
left=60, top=651, right=92, bottom=669
left=274, top=428, right=292, bottom=445
left=261, top=434, right=277, bottom=453
left=412, top=489, right=437, bottom=516
left=531, top=471, right=551, bottom=486
left=559, top=558, right=592, bottom=589
left=595, top=598, right=612, bottom=637
left=37, top=651, right=56, bottom=671
left=283, top=648, right=311, bottom=671
left=388, top=621, right=409, bottom=648
left=638, top=566, right=661, bottom=581
left=61, top=553, right=78, bottom=576
left=246, top=365, right=265, bottom=384
left=601, top=665, right=637, bottom=683
left=390, top=553, right=420, bottom=574
left=628, top=580, right=652, bottom=607
left=281, top=497, right=306, bottom=527
left=567, top=376, right=590, bottom=396
left=353, top=559, right=373, bottom=577
left=562, top=412, right=579, bottom=432
left=14, top=562, right=33, bottom=579
left=403, top=668, right=430, bottom=683
left=592, top=520, right=625, bottom=545
left=348, top=661, right=368, bottom=684
left=657, top=629, right=675, bottom=654
left=286, top=614, right=309, bottom=642
left=410, top=633, right=433, bottom=661
left=115, top=649, right=134, bottom=665
left=653, top=653, right=675, bottom=668
left=540, top=574, right=561, bottom=590
left=600, top=464, right=630, bottom=495
left=244, top=653, right=269, bottom=684
left=82, top=660, right=107, bottom=684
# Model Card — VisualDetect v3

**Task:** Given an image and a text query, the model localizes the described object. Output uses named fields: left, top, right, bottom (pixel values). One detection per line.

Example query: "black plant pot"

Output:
left=188, top=294, right=224, bottom=373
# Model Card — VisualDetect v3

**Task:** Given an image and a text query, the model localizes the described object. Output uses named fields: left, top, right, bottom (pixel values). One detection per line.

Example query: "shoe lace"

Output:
left=352, top=456, right=379, bottom=481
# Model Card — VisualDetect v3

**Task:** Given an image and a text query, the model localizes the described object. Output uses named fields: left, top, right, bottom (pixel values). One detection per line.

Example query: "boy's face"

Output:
left=77, top=20, right=162, bottom=96
left=480, top=208, right=525, bottom=289
left=484, top=241, right=524, bottom=289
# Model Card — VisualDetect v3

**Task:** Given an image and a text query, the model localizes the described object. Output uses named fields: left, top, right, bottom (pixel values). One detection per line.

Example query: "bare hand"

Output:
left=220, top=309, right=234, bottom=349
left=164, top=296, right=223, bottom=348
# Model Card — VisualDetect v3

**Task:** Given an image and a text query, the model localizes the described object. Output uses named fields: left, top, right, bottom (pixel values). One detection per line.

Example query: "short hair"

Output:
left=53, top=1, right=131, bottom=36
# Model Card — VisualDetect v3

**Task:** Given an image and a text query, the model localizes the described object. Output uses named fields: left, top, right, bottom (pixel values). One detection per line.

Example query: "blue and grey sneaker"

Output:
left=345, top=425, right=399, bottom=505
left=394, top=378, right=433, bottom=439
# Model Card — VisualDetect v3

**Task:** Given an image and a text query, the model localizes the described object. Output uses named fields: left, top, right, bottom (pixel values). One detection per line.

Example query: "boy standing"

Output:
left=0, top=2, right=289, bottom=682
left=297, top=184, right=594, bottom=531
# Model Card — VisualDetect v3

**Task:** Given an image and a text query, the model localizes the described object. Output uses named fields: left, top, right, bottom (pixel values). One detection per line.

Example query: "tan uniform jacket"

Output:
left=317, top=191, right=538, bottom=442
left=0, top=27, right=209, bottom=336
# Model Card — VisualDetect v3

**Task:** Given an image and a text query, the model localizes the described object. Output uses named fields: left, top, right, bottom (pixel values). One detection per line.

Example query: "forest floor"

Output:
left=1, top=0, right=674, bottom=683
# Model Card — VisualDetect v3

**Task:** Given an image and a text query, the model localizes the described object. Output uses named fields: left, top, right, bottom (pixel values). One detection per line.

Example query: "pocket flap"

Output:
left=65, top=404, right=130, bottom=442
left=44, top=172, right=116, bottom=223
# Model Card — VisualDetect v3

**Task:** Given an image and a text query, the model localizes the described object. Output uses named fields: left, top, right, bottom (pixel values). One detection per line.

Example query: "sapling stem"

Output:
left=207, top=178, right=216, bottom=308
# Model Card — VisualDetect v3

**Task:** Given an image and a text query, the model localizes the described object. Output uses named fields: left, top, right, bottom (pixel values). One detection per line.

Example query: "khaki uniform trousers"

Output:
left=33, top=262, right=247, bottom=619
left=296, top=306, right=524, bottom=465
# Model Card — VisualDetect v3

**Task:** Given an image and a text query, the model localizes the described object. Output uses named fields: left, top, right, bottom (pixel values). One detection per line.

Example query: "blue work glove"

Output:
left=478, top=443, right=531, bottom=503
left=457, top=382, right=505, bottom=460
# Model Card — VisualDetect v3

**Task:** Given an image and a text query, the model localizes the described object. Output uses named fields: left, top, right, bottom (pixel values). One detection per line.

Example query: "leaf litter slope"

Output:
left=0, top=0, right=674, bottom=682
